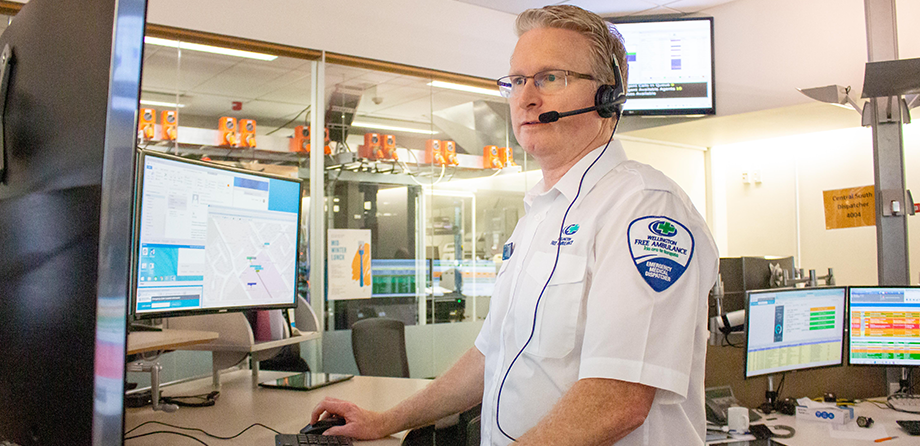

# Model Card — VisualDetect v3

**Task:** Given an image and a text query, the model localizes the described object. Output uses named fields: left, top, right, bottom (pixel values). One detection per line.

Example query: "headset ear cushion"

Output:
left=594, top=84, right=618, bottom=118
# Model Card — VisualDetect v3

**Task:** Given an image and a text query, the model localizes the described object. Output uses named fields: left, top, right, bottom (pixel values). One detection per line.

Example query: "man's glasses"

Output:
left=496, top=70, right=594, bottom=99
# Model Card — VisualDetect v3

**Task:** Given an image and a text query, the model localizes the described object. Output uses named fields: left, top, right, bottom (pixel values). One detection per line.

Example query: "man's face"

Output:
left=508, top=27, right=602, bottom=160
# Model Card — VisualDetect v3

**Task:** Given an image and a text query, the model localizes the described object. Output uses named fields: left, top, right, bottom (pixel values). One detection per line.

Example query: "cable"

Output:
left=496, top=120, right=618, bottom=442
left=123, top=431, right=209, bottom=445
left=125, top=420, right=282, bottom=439
left=266, top=105, right=311, bottom=136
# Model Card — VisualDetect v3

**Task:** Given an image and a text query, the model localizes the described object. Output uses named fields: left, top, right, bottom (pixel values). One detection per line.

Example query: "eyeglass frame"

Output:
left=496, top=70, right=595, bottom=99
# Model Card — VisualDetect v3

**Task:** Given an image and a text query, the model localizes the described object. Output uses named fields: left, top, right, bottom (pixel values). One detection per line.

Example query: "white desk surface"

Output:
left=124, top=369, right=432, bottom=445
left=713, top=400, right=920, bottom=445
left=127, top=329, right=219, bottom=355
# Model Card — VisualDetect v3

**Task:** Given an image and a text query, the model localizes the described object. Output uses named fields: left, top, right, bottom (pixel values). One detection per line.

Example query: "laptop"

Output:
left=259, top=372, right=354, bottom=391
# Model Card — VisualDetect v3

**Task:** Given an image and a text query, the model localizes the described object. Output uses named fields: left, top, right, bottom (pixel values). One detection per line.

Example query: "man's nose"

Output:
left=515, top=79, right=541, bottom=109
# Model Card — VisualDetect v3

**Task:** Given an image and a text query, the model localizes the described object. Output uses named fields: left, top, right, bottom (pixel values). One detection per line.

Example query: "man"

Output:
left=311, top=5, right=718, bottom=445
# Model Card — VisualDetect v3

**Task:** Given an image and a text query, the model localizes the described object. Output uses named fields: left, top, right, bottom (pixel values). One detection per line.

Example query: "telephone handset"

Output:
left=705, top=386, right=761, bottom=425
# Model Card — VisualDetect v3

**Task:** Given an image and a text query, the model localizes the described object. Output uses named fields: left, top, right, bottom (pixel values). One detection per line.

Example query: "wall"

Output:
left=712, top=121, right=920, bottom=285
left=146, top=0, right=518, bottom=81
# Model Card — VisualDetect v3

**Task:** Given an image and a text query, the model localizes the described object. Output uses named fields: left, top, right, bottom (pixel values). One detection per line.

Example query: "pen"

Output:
left=875, top=436, right=898, bottom=443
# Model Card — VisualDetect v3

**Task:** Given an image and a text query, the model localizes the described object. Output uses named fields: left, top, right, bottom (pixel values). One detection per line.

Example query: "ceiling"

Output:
left=454, top=0, right=740, bottom=17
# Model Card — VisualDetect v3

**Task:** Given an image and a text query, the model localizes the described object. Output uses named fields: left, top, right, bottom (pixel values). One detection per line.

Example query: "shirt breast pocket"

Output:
left=521, top=251, right=587, bottom=359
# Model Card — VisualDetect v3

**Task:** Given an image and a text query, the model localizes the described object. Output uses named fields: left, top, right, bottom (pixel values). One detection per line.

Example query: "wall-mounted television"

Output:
left=611, top=17, right=715, bottom=116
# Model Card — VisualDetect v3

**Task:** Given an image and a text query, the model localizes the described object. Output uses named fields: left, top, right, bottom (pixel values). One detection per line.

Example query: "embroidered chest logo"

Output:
left=628, top=216, right=695, bottom=292
left=564, top=224, right=580, bottom=235
left=552, top=223, right=581, bottom=246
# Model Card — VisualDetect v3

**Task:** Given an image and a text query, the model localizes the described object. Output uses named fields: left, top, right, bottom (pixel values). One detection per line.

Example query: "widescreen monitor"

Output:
left=849, top=286, right=920, bottom=366
left=611, top=17, right=715, bottom=116
left=744, top=287, right=846, bottom=378
left=133, top=151, right=303, bottom=318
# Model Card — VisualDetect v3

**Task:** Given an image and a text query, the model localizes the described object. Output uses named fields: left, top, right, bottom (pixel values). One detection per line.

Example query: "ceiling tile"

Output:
left=192, top=62, right=291, bottom=99
left=665, top=0, right=737, bottom=13
left=627, top=5, right=684, bottom=16
left=249, top=69, right=312, bottom=101
left=562, top=0, right=658, bottom=16
left=451, top=0, right=549, bottom=15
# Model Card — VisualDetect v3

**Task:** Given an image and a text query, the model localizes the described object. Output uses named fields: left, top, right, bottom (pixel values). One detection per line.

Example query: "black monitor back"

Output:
left=0, top=0, right=146, bottom=445
left=715, top=256, right=795, bottom=316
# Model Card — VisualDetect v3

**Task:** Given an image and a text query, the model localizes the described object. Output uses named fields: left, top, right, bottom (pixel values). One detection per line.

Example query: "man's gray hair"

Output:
left=516, top=5, right=628, bottom=89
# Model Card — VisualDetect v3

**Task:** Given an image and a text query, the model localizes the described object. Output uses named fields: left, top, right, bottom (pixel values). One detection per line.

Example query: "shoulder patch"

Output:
left=628, top=216, right=695, bottom=292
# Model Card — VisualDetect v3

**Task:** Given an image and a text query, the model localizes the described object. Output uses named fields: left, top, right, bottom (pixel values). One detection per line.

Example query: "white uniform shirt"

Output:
left=474, top=140, right=718, bottom=446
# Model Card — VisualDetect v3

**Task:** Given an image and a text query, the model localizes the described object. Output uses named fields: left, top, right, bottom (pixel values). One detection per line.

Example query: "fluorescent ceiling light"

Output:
left=429, top=80, right=503, bottom=97
left=351, top=121, right=438, bottom=135
left=140, top=99, right=186, bottom=108
left=144, top=36, right=278, bottom=61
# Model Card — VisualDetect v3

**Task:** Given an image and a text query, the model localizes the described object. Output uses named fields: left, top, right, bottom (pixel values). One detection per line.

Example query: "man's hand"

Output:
left=307, top=347, right=485, bottom=440
left=310, top=397, right=393, bottom=439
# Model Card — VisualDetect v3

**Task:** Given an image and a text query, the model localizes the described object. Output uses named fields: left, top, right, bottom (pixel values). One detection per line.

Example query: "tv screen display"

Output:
left=612, top=17, right=715, bottom=116
left=744, top=287, right=846, bottom=378
left=133, top=152, right=303, bottom=318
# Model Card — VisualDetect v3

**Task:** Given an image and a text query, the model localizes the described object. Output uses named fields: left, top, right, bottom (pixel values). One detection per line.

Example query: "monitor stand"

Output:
left=759, top=375, right=780, bottom=413
left=888, top=366, right=914, bottom=395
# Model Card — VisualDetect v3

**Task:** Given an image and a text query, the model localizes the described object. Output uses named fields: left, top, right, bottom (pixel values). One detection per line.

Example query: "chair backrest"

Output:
left=351, top=317, right=410, bottom=378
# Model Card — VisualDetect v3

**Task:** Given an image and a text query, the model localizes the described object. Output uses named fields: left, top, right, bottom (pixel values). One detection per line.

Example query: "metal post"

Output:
left=864, top=0, right=909, bottom=286
left=309, top=56, right=326, bottom=369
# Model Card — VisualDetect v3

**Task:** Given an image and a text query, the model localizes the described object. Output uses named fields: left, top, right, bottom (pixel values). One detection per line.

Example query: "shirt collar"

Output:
left=524, top=139, right=628, bottom=209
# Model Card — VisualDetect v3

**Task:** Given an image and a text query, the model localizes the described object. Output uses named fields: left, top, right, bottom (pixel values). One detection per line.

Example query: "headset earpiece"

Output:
left=594, top=85, right=619, bottom=118
left=593, top=54, right=627, bottom=119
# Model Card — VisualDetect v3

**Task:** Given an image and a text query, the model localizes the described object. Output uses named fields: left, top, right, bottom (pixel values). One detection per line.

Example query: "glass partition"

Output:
left=134, top=27, right=534, bottom=379
left=318, top=62, right=533, bottom=377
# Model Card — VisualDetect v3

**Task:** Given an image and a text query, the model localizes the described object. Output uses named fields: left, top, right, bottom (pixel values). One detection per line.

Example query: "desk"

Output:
left=711, top=401, right=920, bottom=445
left=124, top=370, right=431, bottom=445
left=127, top=329, right=220, bottom=355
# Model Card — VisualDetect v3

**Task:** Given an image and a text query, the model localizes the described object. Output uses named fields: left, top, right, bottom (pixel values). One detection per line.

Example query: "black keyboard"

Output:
left=276, top=433, right=354, bottom=446
left=897, top=420, right=920, bottom=435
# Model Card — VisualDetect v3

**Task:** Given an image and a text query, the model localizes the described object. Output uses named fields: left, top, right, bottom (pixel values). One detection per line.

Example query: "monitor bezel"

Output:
left=130, top=150, right=304, bottom=320
left=609, top=16, right=716, bottom=116
left=743, top=286, right=848, bottom=379
left=847, top=285, right=920, bottom=367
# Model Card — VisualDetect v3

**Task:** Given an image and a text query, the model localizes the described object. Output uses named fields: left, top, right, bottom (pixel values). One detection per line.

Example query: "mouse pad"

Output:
left=259, top=372, right=354, bottom=391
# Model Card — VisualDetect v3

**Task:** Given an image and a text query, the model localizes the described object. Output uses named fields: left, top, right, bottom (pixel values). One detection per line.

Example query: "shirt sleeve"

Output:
left=578, top=188, right=708, bottom=403
left=474, top=311, right=491, bottom=355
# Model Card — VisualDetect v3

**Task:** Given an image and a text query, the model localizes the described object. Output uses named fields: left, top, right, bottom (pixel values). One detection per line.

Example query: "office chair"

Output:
left=351, top=317, right=411, bottom=378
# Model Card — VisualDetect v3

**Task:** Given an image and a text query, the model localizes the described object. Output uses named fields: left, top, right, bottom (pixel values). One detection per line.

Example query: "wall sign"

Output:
left=327, top=229, right=372, bottom=300
left=823, top=186, right=875, bottom=229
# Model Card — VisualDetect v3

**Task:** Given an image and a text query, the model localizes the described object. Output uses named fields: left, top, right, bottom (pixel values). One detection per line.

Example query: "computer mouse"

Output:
left=301, top=415, right=347, bottom=435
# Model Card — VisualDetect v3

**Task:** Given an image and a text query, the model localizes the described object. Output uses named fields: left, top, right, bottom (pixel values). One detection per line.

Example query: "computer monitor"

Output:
left=0, top=0, right=146, bottom=444
left=849, top=286, right=920, bottom=366
left=132, top=151, right=303, bottom=319
left=744, top=287, right=847, bottom=378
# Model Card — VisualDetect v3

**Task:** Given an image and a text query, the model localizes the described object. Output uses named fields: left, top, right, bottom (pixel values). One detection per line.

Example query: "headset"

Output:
left=496, top=49, right=627, bottom=442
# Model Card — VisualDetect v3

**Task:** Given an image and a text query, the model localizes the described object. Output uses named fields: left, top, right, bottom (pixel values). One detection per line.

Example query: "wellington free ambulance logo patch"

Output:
left=628, top=216, right=694, bottom=292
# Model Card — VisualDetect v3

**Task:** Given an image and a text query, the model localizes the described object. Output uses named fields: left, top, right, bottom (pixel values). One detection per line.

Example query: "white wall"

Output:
left=146, top=0, right=518, bottom=80
left=712, top=121, right=920, bottom=286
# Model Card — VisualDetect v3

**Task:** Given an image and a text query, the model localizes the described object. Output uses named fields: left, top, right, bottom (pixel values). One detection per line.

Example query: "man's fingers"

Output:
left=311, top=397, right=347, bottom=423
